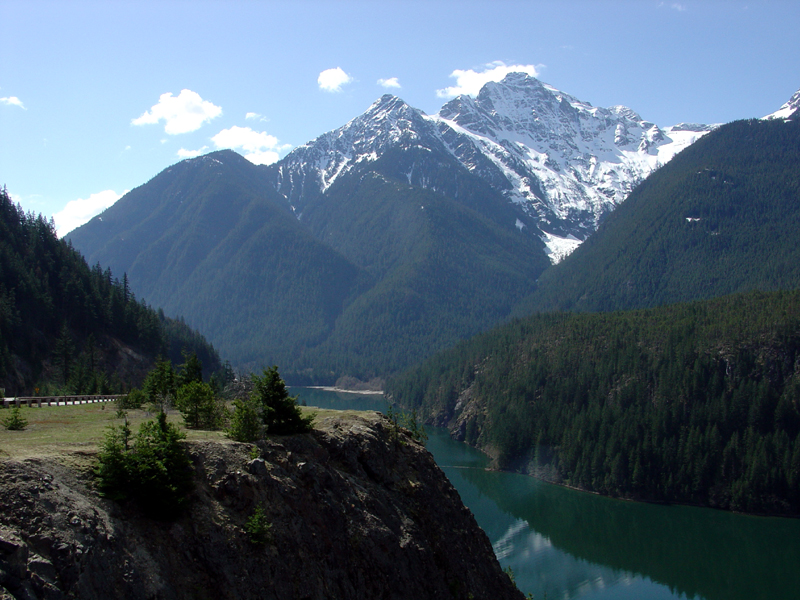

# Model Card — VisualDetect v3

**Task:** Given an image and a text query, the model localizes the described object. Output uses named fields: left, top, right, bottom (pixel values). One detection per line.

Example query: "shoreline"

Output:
left=303, top=386, right=385, bottom=396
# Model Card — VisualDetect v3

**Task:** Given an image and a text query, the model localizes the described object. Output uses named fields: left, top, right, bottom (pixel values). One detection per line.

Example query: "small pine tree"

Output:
left=244, top=505, right=272, bottom=545
left=131, top=412, right=193, bottom=518
left=176, top=381, right=225, bottom=430
left=227, top=397, right=263, bottom=442
left=252, top=366, right=314, bottom=435
left=1, top=407, right=28, bottom=431
left=178, top=352, right=203, bottom=387
left=143, top=358, right=176, bottom=412
left=94, top=421, right=132, bottom=500
left=94, top=413, right=193, bottom=519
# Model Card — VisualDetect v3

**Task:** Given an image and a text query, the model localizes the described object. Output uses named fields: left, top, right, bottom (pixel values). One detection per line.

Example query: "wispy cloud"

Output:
left=246, top=112, right=269, bottom=122
left=177, top=146, right=209, bottom=159
left=53, top=189, right=125, bottom=237
left=132, top=89, right=222, bottom=134
left=436, top=61, right=543, bottom=98
left=208, top=126, right=291, bottom=165
left=0, top=96, right=26, bottom=109
left=378, top=77, right=401, bottom=89
left=659, top=2, right=687, bottom=11
left=318, top=67, right=354, bottom=93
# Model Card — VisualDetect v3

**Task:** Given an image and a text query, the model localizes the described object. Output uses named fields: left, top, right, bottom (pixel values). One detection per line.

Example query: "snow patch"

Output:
left=540, top=231, right=582, bottom=264
left=763, top=88, right=800, bottom=121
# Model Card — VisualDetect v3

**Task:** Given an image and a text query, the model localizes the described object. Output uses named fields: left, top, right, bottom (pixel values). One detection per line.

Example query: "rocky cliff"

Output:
left=0, top=412, right=522, bottom=600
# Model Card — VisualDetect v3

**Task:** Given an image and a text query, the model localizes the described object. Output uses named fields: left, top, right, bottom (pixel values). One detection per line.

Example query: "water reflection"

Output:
left=289, top=390, right=800, bottom=600
left=451, top=436, right=800, bottom=600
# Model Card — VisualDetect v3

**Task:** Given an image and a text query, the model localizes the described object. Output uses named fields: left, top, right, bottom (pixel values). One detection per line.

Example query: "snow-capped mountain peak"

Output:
left=763, top=87, right=800, bottom=121
left=431, top=74, right=716, bottom=256
left=268, top=73, right=715, bottom=261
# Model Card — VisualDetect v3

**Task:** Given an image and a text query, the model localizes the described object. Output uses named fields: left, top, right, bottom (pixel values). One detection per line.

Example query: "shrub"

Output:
left=1, top=407, right=28, bottom=431
left=244, top=505, right=272, bottom=545
left=227, top=397, right=263, bottom=442
left=386, top=406, right=427, bottom=445
left=176, top=381, right=226, bottom=430
left=95, top=412, right=193, bottom=519
left=227, top=367, right=314, bottom=441
left=94, top=421, right=132, bottom=501
left=143, top=359, right=177, bottom=412
left=118, top=388, right=147, bottom=409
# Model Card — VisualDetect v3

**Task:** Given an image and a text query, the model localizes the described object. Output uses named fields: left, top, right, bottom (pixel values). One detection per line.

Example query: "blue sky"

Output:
left=1, top=0, right=799, bottom=235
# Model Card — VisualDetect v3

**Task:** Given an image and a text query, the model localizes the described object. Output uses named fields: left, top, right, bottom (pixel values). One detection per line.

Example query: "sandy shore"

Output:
left=306, top=386, right=385, bottom=395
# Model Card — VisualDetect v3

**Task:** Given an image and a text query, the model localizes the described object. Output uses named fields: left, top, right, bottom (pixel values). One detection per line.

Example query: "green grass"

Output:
left=0, top=403, right=225, bottom=460
left=0, top=403, right=377, bottom=462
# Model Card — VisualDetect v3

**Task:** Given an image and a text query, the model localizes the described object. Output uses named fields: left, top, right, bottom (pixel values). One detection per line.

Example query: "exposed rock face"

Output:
left=0, top=413, right=522, bottom=600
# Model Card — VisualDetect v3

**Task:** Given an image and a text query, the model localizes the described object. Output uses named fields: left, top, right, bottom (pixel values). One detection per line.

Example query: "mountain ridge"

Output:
left=69, top=75, right=792, bottom=380
left=514, top=114, right=800, bottom=314
left=266, top=73, right=715, bottom=262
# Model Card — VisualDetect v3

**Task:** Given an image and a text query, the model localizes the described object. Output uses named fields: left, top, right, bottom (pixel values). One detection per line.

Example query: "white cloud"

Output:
left=177, top=146, right=209, bottom=159
left=210, top=126, right=291, bottom=166
left=378, top=77, right=401, bottom=89
left=239, top=150, right=281, bottom=166
left=132, top=89, right=222, bottom=134
left=436, top=61, right=543, bottom=98
left=318, top=67, right=354, bottom=93
left=0, top=96, right=26, bottom=109
left=53, top=189, right=125, bottom=237
left=672, top=3, right=687, bottom=11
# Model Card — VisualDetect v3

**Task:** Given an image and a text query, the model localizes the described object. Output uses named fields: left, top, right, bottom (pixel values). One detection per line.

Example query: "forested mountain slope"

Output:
left=0, top=188, right=221, bottom=395
left=291, top=166, right=549, bottom=378
left=69, top=149, right=549, bottom=382
left=388, top=290, right=800, bottom=515
left=68, top=151, right=368, bottom=373
left=516, top=116, right=800, bottom=314
left=67, top=75, right=716, bottom=382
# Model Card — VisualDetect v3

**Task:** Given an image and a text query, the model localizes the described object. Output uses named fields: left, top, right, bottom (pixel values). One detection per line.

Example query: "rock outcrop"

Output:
left=0, top=412, right=522, bottom=599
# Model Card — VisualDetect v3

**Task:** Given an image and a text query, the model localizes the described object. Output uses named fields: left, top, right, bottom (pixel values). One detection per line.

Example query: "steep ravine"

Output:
left=0, top=413, right=523, bottom=600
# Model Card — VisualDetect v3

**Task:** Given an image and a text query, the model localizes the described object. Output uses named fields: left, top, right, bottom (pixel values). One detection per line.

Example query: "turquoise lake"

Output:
left=291, top=387, right=800, bottom=600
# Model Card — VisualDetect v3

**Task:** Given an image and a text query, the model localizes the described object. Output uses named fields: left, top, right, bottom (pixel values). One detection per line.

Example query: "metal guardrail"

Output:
left=1, top=394, right=126, bottom=408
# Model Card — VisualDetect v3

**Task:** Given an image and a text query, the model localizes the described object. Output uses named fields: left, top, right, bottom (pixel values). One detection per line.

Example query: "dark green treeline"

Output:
left=389, top=290, right=800, bottom=515
left=0, top=187, right=221, bottom=394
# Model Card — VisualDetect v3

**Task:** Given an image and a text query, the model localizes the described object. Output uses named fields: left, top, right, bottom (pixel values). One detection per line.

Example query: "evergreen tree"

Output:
left=252, top=366, right=314, bottom=435
left=95, top=412, right=193, bottom=519
left=227, top=397, right=263, bottom=442
left=178, top=352, right=203, bottom=386
left=52, top=323, right=75, bottom=387
left=143, top=358, right=176, bottom=412
left=176, top=380, right=224, bottom=430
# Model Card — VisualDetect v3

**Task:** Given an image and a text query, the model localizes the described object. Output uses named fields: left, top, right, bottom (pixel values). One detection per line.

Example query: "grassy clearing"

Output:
left=0, top=404, right=375, bottom=462
left=305, top=408, right=380, bottom=422
left=0, top=404, right=225, bottom=460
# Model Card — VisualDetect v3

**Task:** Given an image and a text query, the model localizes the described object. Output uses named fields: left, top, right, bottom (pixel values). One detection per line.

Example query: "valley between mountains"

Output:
left=66, top=73, right=716, bottom=382
left=60, top=73, right=800, bottom=516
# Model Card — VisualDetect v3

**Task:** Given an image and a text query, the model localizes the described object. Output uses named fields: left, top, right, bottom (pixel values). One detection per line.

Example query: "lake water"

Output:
left=291, top=388, right=800, bottom=600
